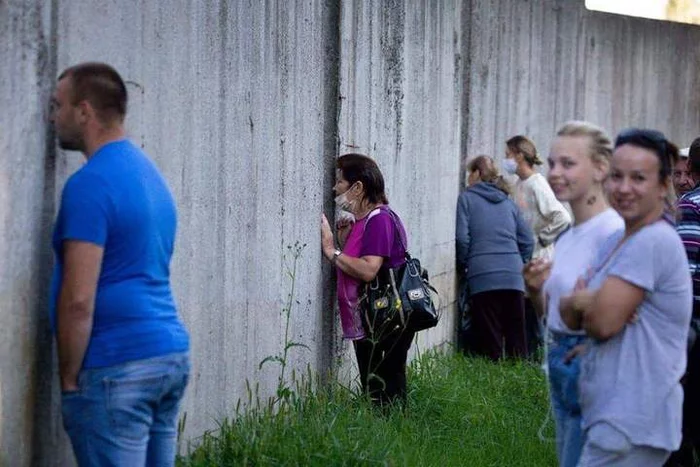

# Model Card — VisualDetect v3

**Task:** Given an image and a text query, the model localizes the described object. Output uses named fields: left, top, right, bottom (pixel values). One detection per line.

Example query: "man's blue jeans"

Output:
left=548, top=332, right=586, bottom=467
left=61, top=352, right=190, bottom=466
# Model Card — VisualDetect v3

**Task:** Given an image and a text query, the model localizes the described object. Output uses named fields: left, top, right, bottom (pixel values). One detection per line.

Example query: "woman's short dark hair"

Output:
left=614, top=129, right=679, bottom=182
left=336, top=154, right=389, bottom=204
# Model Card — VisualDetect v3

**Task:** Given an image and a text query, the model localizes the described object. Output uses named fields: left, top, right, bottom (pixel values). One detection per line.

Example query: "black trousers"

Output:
left=524, top=297, right=544, bottom=359
left=470, top=289, right=527, bottom=361
left=665, top=341, right=700, bottom=466
left=353, top=329, right=415, bottom=406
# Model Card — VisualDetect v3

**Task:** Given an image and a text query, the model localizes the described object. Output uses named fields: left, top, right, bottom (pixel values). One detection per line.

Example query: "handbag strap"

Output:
left=360, top=205, right=410, bottom=260
left=381, top=206, right=411, bottom=260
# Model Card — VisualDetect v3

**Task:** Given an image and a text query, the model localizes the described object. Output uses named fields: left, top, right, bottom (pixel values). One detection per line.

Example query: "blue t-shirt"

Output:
left=50, top=139, right=189, bottom=369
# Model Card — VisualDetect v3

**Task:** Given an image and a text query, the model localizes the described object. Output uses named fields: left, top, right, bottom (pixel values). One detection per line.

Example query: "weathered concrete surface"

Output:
left=4, top=1, right=340, bottom=465
left=2, top=0, right=700, bottom=465
left=0, top=1, right=72, bottom=465
left=337, top=0, right=463, bottom=375
left=52, top=0, right=340, bottom=462
left=463, top=0, right=700, bottom=176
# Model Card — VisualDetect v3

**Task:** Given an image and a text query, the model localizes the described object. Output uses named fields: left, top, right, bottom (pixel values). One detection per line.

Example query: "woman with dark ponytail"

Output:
left=456, top=155, right=535, bottom=360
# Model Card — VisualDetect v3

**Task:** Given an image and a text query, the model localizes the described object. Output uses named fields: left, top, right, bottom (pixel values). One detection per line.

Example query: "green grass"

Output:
left=177, top=351, right=557, bottom=467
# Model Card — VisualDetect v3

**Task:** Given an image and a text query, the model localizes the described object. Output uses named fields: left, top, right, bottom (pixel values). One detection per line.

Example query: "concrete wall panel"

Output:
left=3, top=1, right=338, bottom=464
left=0, top=1, right=72, bottom=465
left=463, top=0, right=700, bottom=170
left=52, top=0, right=337, bottom=449
left=338, top=0, right=463, bottom=366
left=2, top=0, right=700, bottom=465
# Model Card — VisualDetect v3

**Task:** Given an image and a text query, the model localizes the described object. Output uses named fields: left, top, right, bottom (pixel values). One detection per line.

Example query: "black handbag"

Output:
left=360, top=209, right=439, bottom=339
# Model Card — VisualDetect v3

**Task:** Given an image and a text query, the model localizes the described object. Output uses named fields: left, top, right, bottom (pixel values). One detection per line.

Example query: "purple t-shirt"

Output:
left=361, top=207, right=408, bottom=269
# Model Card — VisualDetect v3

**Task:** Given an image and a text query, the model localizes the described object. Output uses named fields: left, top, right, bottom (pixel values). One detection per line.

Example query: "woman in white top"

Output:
left=505, top=135, right=571, bottom=260
left=524, top=122, right=623, bottom=467
left=562, top=130, right=691, bottom=466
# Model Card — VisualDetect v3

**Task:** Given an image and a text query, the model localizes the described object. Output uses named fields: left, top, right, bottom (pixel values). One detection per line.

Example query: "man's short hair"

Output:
left=58, top=62, right=127, bottom=123
left=689, top=137, right=700, bottom=175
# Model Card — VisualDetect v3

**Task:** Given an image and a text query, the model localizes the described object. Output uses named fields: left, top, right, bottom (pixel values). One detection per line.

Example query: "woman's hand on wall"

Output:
left=321, top=214, right=336, bottom=260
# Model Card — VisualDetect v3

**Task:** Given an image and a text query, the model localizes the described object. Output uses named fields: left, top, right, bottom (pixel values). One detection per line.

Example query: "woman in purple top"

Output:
left=321, top=153, right=413, bottom=406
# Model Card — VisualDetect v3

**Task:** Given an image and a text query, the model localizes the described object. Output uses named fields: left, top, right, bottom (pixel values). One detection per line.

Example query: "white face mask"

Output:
left=502, top=158, right=518, bottom=175
left=334, top=188, right=356, bottom=212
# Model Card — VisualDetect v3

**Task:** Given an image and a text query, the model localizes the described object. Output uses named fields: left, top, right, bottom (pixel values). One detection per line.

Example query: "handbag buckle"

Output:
left=373, top=297, right=389, bottom=309
left=407, top=288, right=425, bottom=301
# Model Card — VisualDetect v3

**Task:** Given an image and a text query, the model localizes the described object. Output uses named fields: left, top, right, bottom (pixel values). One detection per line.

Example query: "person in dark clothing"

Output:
left=456, top=155, right=534, bottom=360
left=668, top=136, right=700, bottom=466
left=321, top=153, right=413, bottom=407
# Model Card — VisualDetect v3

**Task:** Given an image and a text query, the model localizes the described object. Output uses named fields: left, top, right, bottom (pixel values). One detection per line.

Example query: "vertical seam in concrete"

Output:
left=459, top=0, right=472, bottom=191
left=30, top=0, right=59, bottom=464
left=390, top=0, right=405, bottom=164
left=553, top=1, right=562, bottom=124
left=217, top=0, right=230, bottom=400
left=321, top=0, right=341, bottom=379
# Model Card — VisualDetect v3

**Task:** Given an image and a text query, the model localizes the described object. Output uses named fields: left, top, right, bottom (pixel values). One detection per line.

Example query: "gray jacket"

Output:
left=456, top=182, right=534, bottom=295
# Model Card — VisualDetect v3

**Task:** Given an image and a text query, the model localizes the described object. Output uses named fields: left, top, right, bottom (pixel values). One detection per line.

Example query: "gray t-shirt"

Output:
left=579, top=220, right=692, bottom=450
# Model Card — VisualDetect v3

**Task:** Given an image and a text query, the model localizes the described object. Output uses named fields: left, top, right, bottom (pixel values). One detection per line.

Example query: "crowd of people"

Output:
left=321, top=122, right=700, bottom=466
left=457, top=122, right=700, bottom=466
left=46, top=60, right=700, bottom=467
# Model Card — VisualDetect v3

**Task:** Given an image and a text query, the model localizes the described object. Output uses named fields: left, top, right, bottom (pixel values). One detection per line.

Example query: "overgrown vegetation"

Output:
left=177, top=352, right=557, bottom=466
left=178, top=242, right=555, bottom=465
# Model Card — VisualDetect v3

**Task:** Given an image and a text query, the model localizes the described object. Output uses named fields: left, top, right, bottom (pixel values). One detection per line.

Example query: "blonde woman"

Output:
left=523, top=122, right=623, bottom=467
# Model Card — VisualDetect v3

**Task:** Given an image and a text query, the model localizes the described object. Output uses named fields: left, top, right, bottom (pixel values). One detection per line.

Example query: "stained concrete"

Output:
left=462, top=0, right=700, bottom=178
left=337, top=0, right=463, bottom=373
left=1, top=0, right=700, bottom=465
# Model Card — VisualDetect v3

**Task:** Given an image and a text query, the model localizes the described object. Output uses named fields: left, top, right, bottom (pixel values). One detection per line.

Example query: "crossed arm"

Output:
left=560, top=276, right=644, bottom=340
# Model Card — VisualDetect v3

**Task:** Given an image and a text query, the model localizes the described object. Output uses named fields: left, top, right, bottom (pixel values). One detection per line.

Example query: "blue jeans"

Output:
left=61, top=352, right=190, bottom=467
left=548, top=332, right=586, bottom=467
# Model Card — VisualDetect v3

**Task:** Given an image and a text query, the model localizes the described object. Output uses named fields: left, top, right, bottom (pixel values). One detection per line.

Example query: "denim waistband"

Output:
left=548, top=329, right=587, bottom=347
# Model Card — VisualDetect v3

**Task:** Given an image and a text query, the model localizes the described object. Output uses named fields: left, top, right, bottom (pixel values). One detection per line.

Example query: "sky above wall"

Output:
left=586, top=0, right=700, bottom=24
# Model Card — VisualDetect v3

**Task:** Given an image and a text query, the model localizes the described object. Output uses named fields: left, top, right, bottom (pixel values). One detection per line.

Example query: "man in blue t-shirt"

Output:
left=49, top=62, right=190, bottom=466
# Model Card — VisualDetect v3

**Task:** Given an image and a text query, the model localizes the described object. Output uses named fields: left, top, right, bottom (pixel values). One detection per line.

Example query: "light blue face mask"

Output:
left=502, top=158, right=518, bottom=175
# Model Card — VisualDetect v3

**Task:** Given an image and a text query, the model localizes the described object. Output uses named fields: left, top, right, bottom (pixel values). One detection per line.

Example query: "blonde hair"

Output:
left=556, top=121, right=613, bottom=165
left=468, top=155, right=512, bottom=195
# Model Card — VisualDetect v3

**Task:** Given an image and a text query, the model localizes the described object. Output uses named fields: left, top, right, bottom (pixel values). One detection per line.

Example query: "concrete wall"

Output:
left=463, top=0, right=700, bottom=176
left=336, top=0, right=463, bottom=373
left=2, top=0, right=700, bottom=465
left=1, top=2, right=63, bottom=466
left=1, top=0, right=461, bottom=465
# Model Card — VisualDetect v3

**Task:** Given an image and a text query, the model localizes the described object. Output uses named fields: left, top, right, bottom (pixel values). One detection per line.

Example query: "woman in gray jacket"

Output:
left=456, top=155, right=535, bottom=360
